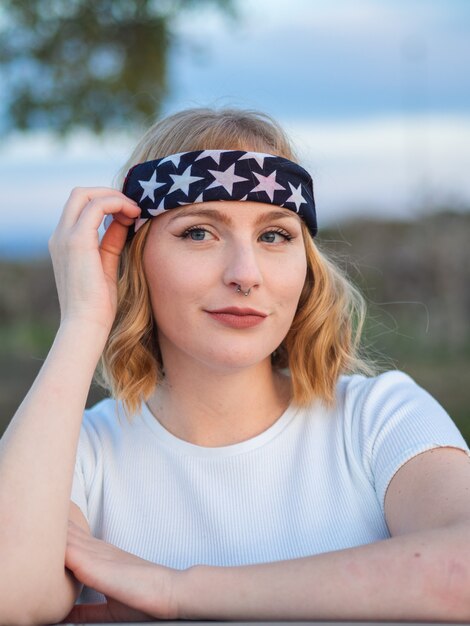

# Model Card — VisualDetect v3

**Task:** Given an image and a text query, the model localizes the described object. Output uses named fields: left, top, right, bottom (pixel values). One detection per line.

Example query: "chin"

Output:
left=198, top=349, right=274, bottom=373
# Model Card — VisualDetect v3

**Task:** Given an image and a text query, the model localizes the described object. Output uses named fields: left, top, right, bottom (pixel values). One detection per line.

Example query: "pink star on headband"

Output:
left=250, top=170, right=286, bottom=202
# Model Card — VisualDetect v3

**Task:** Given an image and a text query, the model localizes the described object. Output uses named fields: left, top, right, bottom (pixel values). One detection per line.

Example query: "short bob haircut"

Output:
left=96, top=106, right=374, bottom=417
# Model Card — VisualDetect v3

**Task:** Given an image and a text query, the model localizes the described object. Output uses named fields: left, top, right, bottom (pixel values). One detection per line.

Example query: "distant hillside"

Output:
left=1, top=211, right=469, bottom=441
left=320, top=211, right=470, bottom=352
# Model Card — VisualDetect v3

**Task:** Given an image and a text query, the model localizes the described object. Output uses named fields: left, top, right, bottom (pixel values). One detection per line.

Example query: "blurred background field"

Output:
left=0, top=0, right=469, bottom=442
left=2, top=211, right=469, bottom=441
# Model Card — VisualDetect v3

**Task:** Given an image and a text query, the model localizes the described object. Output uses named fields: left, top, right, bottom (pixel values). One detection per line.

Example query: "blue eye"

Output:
left=260, top=230, right=293, bottom=243
left=181, top=227, right=210, bottom=241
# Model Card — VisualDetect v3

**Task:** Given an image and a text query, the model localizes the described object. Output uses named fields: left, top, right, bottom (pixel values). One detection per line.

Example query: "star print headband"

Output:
left=118, top=149, right=317, bottom=239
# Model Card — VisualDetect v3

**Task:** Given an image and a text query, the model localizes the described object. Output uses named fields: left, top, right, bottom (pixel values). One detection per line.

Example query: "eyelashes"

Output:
left=260, top=228, right=294, bottom=243
left=180, top=226, right=209, bottom=241
left=179, top=226, right=294, bottom=243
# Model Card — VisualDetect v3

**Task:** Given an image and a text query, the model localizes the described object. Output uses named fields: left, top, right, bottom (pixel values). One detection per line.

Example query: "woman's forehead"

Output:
left=164, top=200, right=302, bottom=227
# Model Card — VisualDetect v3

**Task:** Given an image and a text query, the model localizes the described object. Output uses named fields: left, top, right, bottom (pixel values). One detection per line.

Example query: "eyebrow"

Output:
left=168, top=207, right=300, bottom=227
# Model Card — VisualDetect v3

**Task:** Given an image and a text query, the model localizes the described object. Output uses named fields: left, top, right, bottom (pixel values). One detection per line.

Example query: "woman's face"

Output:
left=142, top=201, right=308, bottom=373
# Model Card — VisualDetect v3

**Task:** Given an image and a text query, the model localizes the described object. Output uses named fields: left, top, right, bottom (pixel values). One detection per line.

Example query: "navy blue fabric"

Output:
left=122, top=149, right=317, bottom=239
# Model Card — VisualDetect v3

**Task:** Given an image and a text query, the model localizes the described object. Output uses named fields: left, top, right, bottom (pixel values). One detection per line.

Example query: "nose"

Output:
left=223, top=239, right=263, bottom=294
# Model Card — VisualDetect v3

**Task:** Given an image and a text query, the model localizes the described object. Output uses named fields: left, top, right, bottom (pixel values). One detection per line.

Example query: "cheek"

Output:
left=143, top=246, right=172, bottom=315
left=142, top=246, right=211, bottom=323
left=145, top=254, right=186, bottom=304
left=271, top=252, right=307, bottom=308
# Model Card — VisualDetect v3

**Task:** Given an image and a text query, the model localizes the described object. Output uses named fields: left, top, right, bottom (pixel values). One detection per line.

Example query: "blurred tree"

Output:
left=0, top=0, right=236, bottom=134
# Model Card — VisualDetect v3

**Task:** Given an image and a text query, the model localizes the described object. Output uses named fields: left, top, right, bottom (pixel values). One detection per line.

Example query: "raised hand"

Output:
left=65, top=521, right=180, bottom=621
left=48, top=187, right=141, bottom=335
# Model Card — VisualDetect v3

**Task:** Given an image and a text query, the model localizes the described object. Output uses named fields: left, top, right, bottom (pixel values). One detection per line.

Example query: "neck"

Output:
left=146, top=348, right=292, bottom=447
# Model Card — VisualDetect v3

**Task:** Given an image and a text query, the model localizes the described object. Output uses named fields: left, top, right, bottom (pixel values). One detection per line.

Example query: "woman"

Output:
left=1, top=107, right=470, bottom=624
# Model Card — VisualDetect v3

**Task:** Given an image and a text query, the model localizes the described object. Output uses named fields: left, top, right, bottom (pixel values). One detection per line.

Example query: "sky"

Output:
left=1, top=0, right=469, bottom=256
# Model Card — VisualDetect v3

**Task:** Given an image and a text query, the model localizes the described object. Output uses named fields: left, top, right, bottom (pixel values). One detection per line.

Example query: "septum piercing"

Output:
left=236, top=285, right=251, bottom=296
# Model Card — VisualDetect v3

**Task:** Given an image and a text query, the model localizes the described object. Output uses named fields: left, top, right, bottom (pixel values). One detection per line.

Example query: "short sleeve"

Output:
left=348, top=370, right=470, bottom=515
left=70, top=410, right=100, bottom=522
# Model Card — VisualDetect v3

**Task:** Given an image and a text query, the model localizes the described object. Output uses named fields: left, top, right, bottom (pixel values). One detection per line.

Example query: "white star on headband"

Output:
left=147, top=196, right=166, bottom=216
left=250, top=170, right=285, bottom=201
left=139, top=170, right=166, bottom=202
left=238, top=152, right=275, bottom=169
left=206, top=163, right=250, bottom=195
left=284, top=181, right=307, bottom=211
left=194, top=150, right=223, bottom=165
left=159, top=153, right=184, bottom=168
left=168, top=165, right=205, bottom=196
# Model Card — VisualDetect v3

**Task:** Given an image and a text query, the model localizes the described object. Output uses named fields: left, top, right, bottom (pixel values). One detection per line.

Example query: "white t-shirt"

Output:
left=71, top=370, right=470, bottom=604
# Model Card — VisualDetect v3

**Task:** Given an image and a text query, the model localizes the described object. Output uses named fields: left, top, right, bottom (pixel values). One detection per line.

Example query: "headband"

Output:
left=118, top=149, right=317, bottom=239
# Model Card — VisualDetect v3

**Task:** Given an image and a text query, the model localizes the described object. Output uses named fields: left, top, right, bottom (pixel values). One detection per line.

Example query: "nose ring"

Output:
left=236, top=284, right=251, bottom=296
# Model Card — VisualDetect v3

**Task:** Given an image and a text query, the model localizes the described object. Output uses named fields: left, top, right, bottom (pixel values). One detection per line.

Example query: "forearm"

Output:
left=0, top=321, right=107, bottom=609
left=177, top=522, right=470, bottom=622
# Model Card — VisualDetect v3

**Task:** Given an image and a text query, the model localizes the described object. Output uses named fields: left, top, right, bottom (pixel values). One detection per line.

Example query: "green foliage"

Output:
left=0, top=0, right=236, bottom=134
left=0, top=320, right=56, bottom=354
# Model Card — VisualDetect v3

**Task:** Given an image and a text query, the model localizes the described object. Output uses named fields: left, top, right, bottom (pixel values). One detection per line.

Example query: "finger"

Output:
left=71, top=196, right=141, bottom=238
left=58, top=187, right=138, bottom=230
left=109, top=212, right=136, bottom=227
left=99, top=219, right=131, bottom=281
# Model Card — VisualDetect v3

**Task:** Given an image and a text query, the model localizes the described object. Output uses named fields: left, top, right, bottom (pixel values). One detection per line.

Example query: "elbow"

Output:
left=0, top=606, right=64, bottom=626
left=0, top=569, right=76, bottom=626
left=0, top=596, right=74, bottom=626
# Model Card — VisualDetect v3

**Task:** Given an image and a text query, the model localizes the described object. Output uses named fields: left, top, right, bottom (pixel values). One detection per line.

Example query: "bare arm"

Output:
left=0, top=188, right=140, bottom=625
left=180, top=521, right=470, bottom=621
left=65, top=447, right=470, bottom=622
left=178, top=447, right=470, bottom=621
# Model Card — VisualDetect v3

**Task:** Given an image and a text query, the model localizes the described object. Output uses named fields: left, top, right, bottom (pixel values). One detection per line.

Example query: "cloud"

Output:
left=166, top=0, right=470, bottom=120
left=285, top=114, right=470, bottom=224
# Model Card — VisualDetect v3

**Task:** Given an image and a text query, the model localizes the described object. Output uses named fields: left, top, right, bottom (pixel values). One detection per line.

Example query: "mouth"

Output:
left=206, top=307, right=267, bottom=317
left=205, top=307, right=268, bottom=329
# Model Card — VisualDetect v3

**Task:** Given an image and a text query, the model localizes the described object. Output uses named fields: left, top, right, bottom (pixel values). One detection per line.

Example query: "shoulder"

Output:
left=79, top=397, right=140, bottom=452
left=337, top=370, right=420, bottom=411
left=75, top=397, right=145, bottom=476
left=81, top=397, right=120, bottom=436
left=290, top=370, right=422, bottom=427
left=332, top=369, right=456, bottom=455
left=83, top=396, right=123, bottom=427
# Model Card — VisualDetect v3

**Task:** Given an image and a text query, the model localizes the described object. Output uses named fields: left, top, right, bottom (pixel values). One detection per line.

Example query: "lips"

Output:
left=206, top=307, right=267, bottom=317
left=205, top=307, right=268, bottom=329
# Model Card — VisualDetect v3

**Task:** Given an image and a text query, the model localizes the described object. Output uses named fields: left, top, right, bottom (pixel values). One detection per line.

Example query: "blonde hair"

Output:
left=96, top=107, right=374, bottom=416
